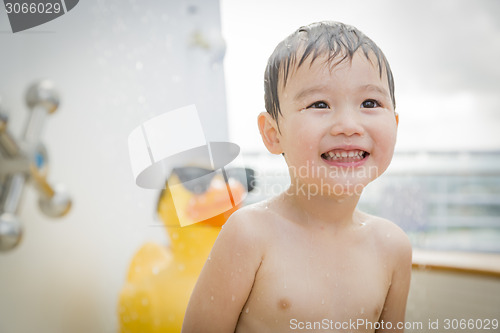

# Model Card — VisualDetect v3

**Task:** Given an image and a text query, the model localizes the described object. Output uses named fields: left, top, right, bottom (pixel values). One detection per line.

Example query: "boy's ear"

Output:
left=257, top=112, right=283, bottom=155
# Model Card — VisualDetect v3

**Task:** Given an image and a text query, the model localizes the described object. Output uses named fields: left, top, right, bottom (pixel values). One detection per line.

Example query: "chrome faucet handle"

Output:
left=0, top=212, right=22, bottom=251
left=0, top=80, right=70, bottom=252
left=26, top=80, right=60, bottom=114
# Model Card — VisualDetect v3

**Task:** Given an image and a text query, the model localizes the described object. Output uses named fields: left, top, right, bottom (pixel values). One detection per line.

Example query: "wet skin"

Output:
left=182, top=51, right=412, bottom=333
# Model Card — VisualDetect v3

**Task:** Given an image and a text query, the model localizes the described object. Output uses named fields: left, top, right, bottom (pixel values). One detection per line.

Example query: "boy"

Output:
left=182, top=21, right=412, bottom=332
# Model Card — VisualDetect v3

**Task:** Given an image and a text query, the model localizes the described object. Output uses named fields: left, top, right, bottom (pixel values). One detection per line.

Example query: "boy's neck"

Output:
left=282, top=182, right=361, bottom=230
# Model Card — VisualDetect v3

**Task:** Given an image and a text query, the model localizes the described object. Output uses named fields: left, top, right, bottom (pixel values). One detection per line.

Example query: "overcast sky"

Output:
left=220, top=0, right=500, bottom=153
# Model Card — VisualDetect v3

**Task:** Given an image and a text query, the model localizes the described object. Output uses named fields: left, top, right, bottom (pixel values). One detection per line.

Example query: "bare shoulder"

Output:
left=359, top=211, right=412, bottom=263
left=220, top=200, right=274, bottom=248
left=225, top=200, right=272, bottom=229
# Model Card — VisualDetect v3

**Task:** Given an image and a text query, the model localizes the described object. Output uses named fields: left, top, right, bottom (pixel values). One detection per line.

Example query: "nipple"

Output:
left=278, top=298, right=291, bottom=310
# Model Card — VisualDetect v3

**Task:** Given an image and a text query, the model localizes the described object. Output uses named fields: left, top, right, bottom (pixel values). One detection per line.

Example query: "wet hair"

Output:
left=264, top=21, right=395, bottom=126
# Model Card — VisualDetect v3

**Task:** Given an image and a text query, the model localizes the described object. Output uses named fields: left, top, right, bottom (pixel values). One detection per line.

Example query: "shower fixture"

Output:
left=0, top=80, right=71, bottom=252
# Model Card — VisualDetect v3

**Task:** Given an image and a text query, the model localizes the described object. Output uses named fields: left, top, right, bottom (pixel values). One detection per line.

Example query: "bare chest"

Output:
left=237, top=230, right=390, bottom=332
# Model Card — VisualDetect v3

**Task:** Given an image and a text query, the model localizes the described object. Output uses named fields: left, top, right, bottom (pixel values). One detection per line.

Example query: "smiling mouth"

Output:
left=321, top=149, right=369, bottom=163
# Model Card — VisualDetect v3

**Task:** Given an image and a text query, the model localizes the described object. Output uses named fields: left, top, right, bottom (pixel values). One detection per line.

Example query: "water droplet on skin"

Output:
left=386, top=233, right=391, bottom=238
left=326, top=273, right=330, bottom=278
left=210, top=296, right=214, bottom=301
left=207, top=255, right=211, bottom=261
left=238, top=268, right=242, bottom=273
left=236, top=252, right=241, bottom=256
left=321, top=299, right=325, bottom=305
left=361, top=307, right=365, bottom=314
left=360, top=222, right=366, bottom=227
left=245, top=307, right=250, bottom=314
left=231, top=295, right=236, bottom=301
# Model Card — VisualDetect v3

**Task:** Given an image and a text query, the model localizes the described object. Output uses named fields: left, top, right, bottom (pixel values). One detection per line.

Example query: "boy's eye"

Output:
left=361, top=99, right=381, bottom=108
left=307, top=101, right=329, bottom=109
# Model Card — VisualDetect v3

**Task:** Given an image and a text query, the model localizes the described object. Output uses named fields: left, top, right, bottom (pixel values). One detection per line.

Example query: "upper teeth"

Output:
left=326, top=150, right=365, bottom=159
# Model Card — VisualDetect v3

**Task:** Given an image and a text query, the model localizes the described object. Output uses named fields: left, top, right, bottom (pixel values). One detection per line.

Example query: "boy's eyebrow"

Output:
left=294, top=84, right=390, bottom=101
left=359, top=84, right=390, bottom=97
left=293, top=85, right=328, bottom=101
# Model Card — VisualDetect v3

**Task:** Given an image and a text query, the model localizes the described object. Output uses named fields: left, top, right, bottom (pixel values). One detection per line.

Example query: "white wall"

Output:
left=0, top=1, right=227, bottom=332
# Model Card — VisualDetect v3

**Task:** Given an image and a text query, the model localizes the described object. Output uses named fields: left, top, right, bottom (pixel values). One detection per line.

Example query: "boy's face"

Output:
left=261, top=50, right=398, bottom=197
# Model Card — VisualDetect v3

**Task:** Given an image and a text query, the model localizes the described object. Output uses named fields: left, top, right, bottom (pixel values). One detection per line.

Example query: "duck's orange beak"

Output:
left=186, top=176, right=246, bottom=227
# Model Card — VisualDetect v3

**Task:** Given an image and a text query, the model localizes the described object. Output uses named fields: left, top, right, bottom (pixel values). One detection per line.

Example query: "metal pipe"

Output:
left=0, top=174, right=26, bottom=214
left=23, top=80, right=59, bottom=153
left=22, top=105, right=48, bottom=150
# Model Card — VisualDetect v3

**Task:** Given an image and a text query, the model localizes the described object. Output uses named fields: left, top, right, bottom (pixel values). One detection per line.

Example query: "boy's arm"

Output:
left=182, top=209, right=264, bottom=333
left=376, top=231, right=412, bottom=333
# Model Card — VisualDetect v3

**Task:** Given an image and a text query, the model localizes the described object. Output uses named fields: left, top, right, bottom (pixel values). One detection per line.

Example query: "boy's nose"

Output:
left=329, top=109, right=365, bottom=137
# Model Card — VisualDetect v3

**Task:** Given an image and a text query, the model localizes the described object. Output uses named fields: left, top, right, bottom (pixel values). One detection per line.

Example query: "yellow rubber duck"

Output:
left=118, top=168, right=248, bottom=332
